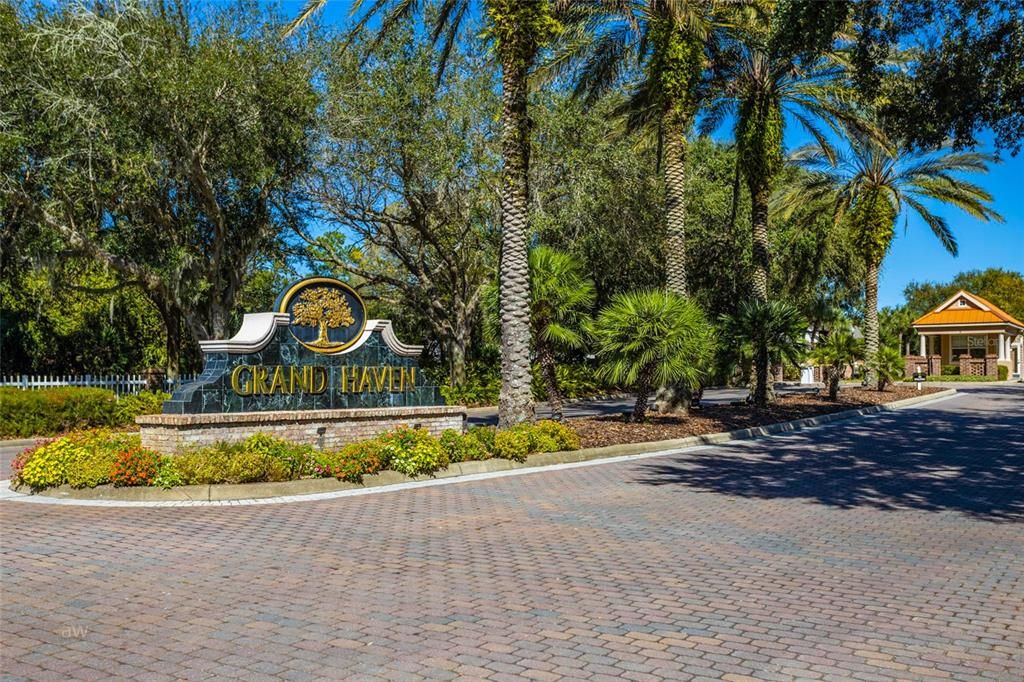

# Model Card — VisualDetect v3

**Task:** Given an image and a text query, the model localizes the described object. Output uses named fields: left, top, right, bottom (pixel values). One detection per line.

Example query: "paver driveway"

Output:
left=1, top=386, right=1022, bottom=681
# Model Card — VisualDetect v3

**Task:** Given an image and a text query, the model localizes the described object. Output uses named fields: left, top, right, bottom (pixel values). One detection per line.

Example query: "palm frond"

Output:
left=282, top=0, right=329, bottom=37
left=902, top=195, right=958, bottom=256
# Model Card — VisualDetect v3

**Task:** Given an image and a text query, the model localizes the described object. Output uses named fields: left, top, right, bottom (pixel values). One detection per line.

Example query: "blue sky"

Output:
left=279, top=0, right=1023, bottom=309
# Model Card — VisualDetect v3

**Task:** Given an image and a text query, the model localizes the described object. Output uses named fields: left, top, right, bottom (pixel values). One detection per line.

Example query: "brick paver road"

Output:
left=2, top=385, right=1022, bottom=681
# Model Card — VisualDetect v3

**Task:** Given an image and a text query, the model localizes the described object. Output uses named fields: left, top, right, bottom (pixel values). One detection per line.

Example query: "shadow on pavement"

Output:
left=633, top=388, right=1024, bottom=522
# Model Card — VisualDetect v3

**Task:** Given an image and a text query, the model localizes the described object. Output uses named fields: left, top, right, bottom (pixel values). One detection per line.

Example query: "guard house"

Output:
left=905, top=290, right=1024, bottom=380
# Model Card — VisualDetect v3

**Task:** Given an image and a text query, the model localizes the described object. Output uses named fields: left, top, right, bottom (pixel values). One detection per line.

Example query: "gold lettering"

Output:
left=230, top=365, right=253, bottom=396
left=289, top=366, right=305, bottom=393
left=358, top=367, right=373, bottom=393
left=253, top=366, right=271, bottom=395
left=311, top=366, right=328, bottom=394
left=406, top=367, right=416, bottom=392
left=388, top=366, right=396, bottom=392
left=344, top=366, right=359, bottom=393
left=373, top=366, right=388, bottom=392
left=269, top=366, right=286, bottom=394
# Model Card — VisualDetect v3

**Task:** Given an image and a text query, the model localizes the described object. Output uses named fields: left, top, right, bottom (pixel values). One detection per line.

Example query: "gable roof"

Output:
left=913, top=290, right=1024, bottom=330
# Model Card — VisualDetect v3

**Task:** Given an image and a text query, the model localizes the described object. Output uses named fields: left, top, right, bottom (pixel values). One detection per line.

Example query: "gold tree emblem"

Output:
left=291, top=287, right=355, bottom=348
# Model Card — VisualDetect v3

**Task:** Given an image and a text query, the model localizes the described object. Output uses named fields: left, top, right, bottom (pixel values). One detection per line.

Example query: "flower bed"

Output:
left=8, top=420, right=581, bottom=493
left=570, top=386, right=945, bottom=449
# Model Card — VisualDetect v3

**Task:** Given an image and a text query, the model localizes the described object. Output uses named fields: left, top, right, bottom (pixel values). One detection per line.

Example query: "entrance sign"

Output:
left=163, top=277, right=443, bottom=414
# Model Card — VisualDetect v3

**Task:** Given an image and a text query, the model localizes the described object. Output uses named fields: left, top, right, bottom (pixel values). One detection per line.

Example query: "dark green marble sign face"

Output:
left=163, top=278, right=443, bottom=414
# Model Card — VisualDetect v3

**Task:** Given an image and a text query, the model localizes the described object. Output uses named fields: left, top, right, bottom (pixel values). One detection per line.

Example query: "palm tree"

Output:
left=699, top=14, right=866, bottom=407
left=718, top=299, right=807, bottom=407
left=702, top=46, right=864, bottom=302
left=809, top=327, right=861, bottom=400
left=775, top=137, right=1002, bottom=387
left=528, top=246, right=596, bottom=420
left=553, top=0, right=754, bottom=296
left=286, top=0, right=561, bottom=428
left=590, top=290, right=714, bottom=421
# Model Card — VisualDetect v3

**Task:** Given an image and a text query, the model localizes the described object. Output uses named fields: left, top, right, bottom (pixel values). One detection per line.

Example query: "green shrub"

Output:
left=439, top=366, right=501, bottom=407
left=153, top=457, right=184, bottom=489
left=439, top=429, right=490, bottom=463
left=493, top=429, right=530, bottom=462
left=173, top=446, right=234, bottom=485
left=311, top=441, right=386, bottom=483
left=17, top=437, right=76, bottom=489
left=904, top=374, right=997, bottom=382
left=531, top=420, right=581, bottom=452
left=377, top=426, right=448, bottom=477
left=941, top=364, right=960, bottom=376
left=65, top=430, right=130, bottom=489
left=466, top=425, right=497, bottom=453
left=241, top=433, right=315, bottom=477
left=224, top=449, right=291, bottom=484
left=873, top=347, right=905, bottom=391
left=110, top=445, right=162, bottom=487
left=114, top=391, right=170, bottom=422
left=0, top=387, right=120, bottom=438
left=9, top=441, right=48, bottom=482
left=531, top=364, right=614, bottom=401
left=998, top=365, right=1009, bottom=381
left=522, top=425, right=560, bottom=454
left=339, top=439, right=387, bottom=476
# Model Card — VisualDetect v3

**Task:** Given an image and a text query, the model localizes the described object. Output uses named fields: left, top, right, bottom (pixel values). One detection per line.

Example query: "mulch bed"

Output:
left=569, top=385, right=945, bottom=449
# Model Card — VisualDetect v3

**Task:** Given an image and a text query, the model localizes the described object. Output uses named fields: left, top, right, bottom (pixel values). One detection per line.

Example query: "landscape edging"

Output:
left=7, top=388, right=957, bottom=503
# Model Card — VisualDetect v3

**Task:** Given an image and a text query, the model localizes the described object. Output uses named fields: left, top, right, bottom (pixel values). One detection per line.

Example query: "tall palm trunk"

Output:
left=497, top=59, right=534, bottom=428
left=656, top=112, right=694, bottom=416
left=750, top=182, right=770, bottom=302
left=663, top=112, right=689, bottom=296
left=864, top=258, right=880, bottom=389
left=750, top=180, right=772, bottom=407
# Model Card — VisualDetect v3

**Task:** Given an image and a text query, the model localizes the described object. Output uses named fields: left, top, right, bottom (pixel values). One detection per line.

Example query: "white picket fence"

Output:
left=0, top=374, right=199, bottom=397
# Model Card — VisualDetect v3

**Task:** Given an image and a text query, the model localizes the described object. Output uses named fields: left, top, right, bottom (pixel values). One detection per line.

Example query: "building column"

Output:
left=919, top=334, right=927, bottom=356
left=998, top=332, right=1006, bottom=360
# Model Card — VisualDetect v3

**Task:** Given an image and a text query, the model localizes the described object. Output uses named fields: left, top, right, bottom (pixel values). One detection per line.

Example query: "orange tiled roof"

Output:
left=913, top=290, right=1024, bottom=329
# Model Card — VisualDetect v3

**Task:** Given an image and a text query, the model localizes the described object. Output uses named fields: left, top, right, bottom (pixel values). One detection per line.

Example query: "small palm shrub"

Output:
left=718, top=300, right=808, bottom=407
left=811, top=329, right=862, bottom=400
left=873, top=346, right=905, bottom=391
left=110, top=446, right=162, bottom=487
left=590, top=290, right=715, bottom=421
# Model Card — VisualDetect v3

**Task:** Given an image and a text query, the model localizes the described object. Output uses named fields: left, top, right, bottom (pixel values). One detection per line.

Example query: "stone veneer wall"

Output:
left=138, top=406, right=466, bottom=455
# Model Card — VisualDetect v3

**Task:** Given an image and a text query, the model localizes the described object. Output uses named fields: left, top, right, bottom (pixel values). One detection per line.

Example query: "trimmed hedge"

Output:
left=0, top=388, right=169, bottom=438
left=904, top=374, right=998, bottom=382
left=11, top=420, right=584, bottom=491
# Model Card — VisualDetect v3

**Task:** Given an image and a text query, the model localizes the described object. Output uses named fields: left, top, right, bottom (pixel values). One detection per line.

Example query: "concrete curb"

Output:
left=1, top=388, right=958, bottom=507
left=0, top=438, right=39, bottom=449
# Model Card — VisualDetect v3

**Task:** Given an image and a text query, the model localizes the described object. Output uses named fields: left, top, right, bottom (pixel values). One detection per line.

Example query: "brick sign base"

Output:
left=137, top=406, right=466, bottom=455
